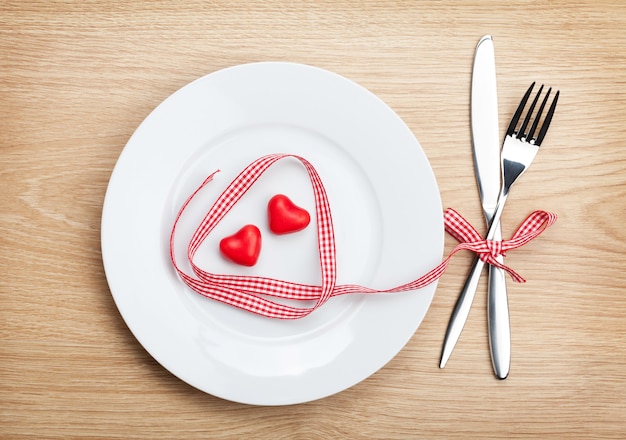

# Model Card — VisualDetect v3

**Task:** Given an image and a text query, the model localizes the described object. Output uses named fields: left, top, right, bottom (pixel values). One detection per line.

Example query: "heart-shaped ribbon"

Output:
left=169, top=154, right=557, bottom=319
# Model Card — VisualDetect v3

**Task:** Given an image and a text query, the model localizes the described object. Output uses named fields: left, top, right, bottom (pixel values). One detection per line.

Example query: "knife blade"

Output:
left=440, top=36, right=510, bottom=379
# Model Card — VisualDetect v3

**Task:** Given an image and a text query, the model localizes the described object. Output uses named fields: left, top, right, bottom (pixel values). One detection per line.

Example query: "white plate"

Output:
left=101, top=62, right=443, bottom=405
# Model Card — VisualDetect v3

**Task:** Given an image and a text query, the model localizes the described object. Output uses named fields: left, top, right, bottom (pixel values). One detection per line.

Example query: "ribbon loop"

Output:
left=443, top=208, right=557, bottom=283
left=170, top=154, right=557, bottom=319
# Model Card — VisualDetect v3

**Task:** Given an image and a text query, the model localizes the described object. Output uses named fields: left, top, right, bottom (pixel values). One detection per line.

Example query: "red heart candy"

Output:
left=219, top=224, right=262, bottom=267
left=268, top=194, right=311, bottom=235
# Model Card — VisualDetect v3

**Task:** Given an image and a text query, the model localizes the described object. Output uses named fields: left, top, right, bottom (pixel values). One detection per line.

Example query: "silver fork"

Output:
left=486, top=82, right=559, bottom=240
left=440, top=82, right=559, bottom=370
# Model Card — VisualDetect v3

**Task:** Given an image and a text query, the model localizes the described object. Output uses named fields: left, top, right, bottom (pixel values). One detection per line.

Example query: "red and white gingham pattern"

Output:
left=169, top=154, right=557, bottom=319
left=443, top=208, right=557, bottom=283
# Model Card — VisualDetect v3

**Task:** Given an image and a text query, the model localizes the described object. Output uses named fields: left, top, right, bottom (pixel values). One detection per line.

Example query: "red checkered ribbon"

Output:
left=443, top=208, right=557, bottom=283
left=170, top=154, right=557, bottom=319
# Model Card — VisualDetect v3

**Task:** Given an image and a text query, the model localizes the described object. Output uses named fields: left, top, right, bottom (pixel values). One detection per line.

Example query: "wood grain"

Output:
left=2, top=1, right=625, bottom=438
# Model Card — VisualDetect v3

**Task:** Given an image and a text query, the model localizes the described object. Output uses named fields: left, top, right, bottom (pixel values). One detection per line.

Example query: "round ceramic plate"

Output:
left=101, top=62, right=443, bottom=405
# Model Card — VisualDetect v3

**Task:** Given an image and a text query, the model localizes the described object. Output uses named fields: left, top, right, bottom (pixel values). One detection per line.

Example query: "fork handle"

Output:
left=440, top=255, right=485, bottom=368
left=486, top=190, right=509, bottom=240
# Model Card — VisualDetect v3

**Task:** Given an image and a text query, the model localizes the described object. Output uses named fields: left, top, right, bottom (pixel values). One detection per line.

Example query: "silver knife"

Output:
left=440, top=35, right=510, bottom=379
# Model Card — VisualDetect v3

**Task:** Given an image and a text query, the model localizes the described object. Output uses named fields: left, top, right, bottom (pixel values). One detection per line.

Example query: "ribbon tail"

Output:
left=481, top=255, right=526, bottom=283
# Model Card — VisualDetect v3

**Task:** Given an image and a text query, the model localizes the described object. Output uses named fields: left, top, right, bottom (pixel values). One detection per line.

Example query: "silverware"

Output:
left=474, top=36, right=511, bottom=380
left=487, top=82, right=558, bottom=232
left=441, top=82, right=559, bottom=372
left=439, top=35, right=510, bottom=378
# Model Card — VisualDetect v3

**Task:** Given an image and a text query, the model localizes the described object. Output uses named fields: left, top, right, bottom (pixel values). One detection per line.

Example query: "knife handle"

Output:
left=488, top=260, right=510, bottom=379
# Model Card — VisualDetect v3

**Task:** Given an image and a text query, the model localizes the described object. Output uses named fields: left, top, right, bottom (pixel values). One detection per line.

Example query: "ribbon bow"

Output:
left=170, top=154, right=557, bottom=319
left=443, top=208, right=558, bottom=283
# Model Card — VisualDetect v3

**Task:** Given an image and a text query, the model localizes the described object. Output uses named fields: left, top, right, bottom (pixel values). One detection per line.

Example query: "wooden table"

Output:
left=2, top=1, right=625, bottom=438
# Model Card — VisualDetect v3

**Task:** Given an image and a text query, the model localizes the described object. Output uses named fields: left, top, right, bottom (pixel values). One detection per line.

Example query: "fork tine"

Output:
left=535, top=90, right=559, bottom=146
left=505, top=82, right=535, bottom=137
left=517, top=84, right=544, bottom=139
left=527, top=87, right=552, bottom=142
